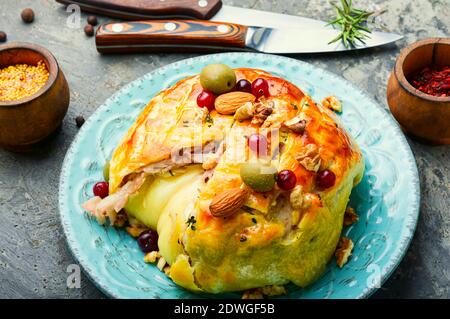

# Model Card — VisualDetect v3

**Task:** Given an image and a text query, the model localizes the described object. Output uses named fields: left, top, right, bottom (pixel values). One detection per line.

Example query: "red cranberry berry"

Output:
left=137, top=229, right=159, bottom=253
left=252, top=78, right=269, bottom=98
left=277, top=170, right=297, bottom=190
left=93, top=181, right=109, bottom=198
left=247, top=134, right=268, bottom=157
left=316, top=170, right=336, bottom=189
left=197, top=90, right=215, bottom=111
left=235, top=79, right=252, bottom=93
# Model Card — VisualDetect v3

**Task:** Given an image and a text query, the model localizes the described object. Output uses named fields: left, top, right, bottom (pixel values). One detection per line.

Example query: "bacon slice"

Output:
left=82, top=173, right=146, bottom=224
left=140, top=158, right=186, bottom=175
left=81, top=196, right=105, bottom=224
left=82, top=141, right=226, bottom=224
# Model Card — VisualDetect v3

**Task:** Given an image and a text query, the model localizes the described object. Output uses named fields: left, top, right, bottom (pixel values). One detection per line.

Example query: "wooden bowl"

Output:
left=0, top=42, right=70, bottom=151
left=387, top=38, right=450, bottom=145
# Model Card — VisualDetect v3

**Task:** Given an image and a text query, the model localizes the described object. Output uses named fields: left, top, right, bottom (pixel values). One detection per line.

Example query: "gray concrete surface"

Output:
left=0, top=0, right=448, bottom=298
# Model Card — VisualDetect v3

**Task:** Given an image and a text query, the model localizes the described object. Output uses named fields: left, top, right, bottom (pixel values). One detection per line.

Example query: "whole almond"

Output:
left=215, top=92, right=256, bottom=115
left=209, top=188, right=248, bottom=218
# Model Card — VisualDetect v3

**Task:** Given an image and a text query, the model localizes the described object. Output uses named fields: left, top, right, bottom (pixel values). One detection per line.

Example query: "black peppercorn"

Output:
left=0, top=31, right=6, bottom=43
left=75, top=116, right=85, bottom=128
left=21, top=8, right=35, bottom=23
left=84, top=24, right=94, bottom=37
left=87, top=15, right=98, bottom=26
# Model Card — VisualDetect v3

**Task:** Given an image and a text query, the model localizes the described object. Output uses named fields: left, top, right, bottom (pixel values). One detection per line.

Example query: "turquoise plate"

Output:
left=59, top=53, right=420, bottom=299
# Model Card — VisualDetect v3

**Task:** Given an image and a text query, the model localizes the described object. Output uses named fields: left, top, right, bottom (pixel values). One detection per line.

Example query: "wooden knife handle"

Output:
left=95, top=20, right=248, bottom=54
left=55, top=0, right=222, bottom=20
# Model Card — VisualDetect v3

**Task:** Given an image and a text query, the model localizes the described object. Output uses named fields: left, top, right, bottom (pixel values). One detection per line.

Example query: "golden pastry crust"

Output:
left=105, top=68, right=364, bottom=293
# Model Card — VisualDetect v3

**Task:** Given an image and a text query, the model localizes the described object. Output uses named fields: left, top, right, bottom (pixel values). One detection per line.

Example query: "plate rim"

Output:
left=58, top=52, right=420, bottom=299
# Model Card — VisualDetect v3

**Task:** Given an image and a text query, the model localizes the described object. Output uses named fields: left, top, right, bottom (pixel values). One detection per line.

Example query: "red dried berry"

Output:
left=316, top=170, right=336, bottom=189
left=197, top=90, right=216, bottom=111
left=137, top=229, right=159, bottom=253
left=235, top=79, right=252, bottom=93
left=277, top=170, right=297, bottom=190
left=93, top=181, right=109, bottom=198
left=252, top=78, right=269, bottom=98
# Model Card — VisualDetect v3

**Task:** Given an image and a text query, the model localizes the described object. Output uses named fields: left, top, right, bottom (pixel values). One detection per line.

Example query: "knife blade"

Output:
left=95, top=20, right=402, bottom=54
left=212, top=5, right=326, bottom=29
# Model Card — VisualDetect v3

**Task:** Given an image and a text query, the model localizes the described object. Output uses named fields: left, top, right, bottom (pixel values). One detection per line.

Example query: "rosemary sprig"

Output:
left=327, top=0, right=374, bottom=48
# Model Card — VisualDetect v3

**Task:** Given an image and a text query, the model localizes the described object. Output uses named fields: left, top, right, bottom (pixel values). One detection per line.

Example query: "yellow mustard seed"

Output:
left=0, top=60, right=49, bottom=101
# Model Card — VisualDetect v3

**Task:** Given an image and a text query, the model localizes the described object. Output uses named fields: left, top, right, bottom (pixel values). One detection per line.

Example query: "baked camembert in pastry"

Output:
left=83, top=64, right=364, bottom=295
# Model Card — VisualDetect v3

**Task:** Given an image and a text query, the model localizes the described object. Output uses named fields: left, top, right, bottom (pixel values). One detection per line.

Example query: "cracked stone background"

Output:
left=0, top=0, right=448, bottom=298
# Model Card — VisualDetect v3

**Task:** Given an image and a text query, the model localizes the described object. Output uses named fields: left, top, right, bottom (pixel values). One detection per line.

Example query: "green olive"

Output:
left=103, top=160, right=110, bottom=182
left=200, top=64, right=236, bottom=94
left=240, top=162, right=277, bottom=192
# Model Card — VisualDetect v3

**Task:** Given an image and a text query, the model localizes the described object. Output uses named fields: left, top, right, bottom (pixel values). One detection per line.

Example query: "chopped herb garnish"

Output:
left=186, top=216, right=197, bottom=230
left=251, top=218, right=257, bottom=224
left=205, top=113, right=214, bottom=125
left=169, top=170, right=174, bottom=176
left=241, top=206, right=254, bottom=213
left=291, top=103, right=298, bottom=110
left=301, top=99, right=310, bottom=109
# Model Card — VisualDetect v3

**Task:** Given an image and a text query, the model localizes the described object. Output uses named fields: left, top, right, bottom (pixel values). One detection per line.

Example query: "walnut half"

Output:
left=234, top=102, right=255, bottom=120
left=289, top=185, right=304, bottom=209
left=261, top=285, right=287, bottom=296
left=126, top=225, right=147, bottom=238
left=242, top=289, right=264, bottom=299
left=344, top=206, right=359, bottom=226
left=144, top=251, right=161, bottom=263
left=242, top=285, right=287, bottom=299
left=284, top=116, right=307, bottom=134
left=251, top=100, right=273, bottom=125
left=322, top=96, right=342, bottom=113
left=295, top=144, right=321, bottom=172
left=335, top=237, right=354, bottom=268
